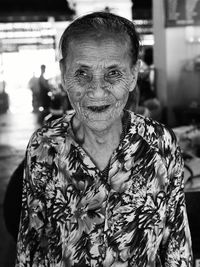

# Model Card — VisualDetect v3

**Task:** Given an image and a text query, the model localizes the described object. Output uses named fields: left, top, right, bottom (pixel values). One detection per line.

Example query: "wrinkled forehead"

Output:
left=62, top=30, right=132, bottom=59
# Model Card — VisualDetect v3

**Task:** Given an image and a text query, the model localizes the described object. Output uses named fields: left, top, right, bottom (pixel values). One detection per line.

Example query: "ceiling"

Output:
left=0, top=0, right=75, bottom=22
left=0, top=0, right=152, bottom=22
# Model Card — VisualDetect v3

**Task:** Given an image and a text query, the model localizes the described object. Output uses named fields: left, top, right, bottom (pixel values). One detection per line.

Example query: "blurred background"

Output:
left=1, top=0, right=200, bottom=266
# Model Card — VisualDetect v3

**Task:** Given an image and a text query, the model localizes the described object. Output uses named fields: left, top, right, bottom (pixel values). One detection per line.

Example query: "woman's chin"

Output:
left=81, top=111, right=123, bottom=132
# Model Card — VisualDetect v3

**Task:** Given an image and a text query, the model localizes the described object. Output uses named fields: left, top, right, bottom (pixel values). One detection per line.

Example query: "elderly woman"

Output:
left=15, top=12, right=192, bottom=267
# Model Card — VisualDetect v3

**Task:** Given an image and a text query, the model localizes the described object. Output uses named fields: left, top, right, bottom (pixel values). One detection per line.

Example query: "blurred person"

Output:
left=36, top=64, right=52, bottom=124
left=28, top=72, right=40, bottom=112
left=15, top=12, right=192, bottom=266
left=125, top=85, right=151, bottom=117
left=0, top=71, right=9, bottom=113
left=139, top=47, right=155, bottom=96
left=138, top=47, right=162, bottom=121
left=38, top=64, right=51, bottom=110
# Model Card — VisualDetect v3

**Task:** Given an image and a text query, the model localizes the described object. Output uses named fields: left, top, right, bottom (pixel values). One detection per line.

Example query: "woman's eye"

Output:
left=75, top=70, right=88, bottom=78
left=107, top=70, right=121, bottom=78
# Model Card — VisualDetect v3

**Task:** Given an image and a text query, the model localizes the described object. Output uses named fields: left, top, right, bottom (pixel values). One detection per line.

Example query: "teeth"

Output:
left=88, top=105, right=110, bottom=112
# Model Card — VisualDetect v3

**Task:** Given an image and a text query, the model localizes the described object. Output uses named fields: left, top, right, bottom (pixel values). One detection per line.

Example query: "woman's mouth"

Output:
left=87, top=105, right=110, bottom=112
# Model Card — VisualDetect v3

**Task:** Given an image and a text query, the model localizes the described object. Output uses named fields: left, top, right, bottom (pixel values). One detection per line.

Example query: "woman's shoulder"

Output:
left=28, top=111, right=75, bottom=148
left=128, top=111, right=178, bottom=151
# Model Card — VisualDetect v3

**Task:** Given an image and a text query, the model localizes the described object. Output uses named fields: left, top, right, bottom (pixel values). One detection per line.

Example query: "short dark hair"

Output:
left=59, top=12, right=140, bottom=65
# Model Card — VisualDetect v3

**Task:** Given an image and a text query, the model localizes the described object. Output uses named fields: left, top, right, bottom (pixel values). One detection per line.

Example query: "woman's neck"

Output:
left=72, top=116, right=123, bottom=170
left=74, top=117, right=122, bottom=146
left=84, top=122, right=122, bottom=148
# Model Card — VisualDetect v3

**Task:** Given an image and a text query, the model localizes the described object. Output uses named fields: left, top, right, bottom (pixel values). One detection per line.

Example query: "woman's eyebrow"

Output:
left=75, top=63, right=122, bottom=70
left=106, top=64, right=119, bottom=69
left=76, top=64, right=91, bottom=69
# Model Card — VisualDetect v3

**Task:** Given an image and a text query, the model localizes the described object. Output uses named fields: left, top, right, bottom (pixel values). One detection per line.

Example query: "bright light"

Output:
left=141, top=34, right=154, bottom=46
left=39, top=106, right=44, bottom=112
left=3, top=48, right=58, bottom=114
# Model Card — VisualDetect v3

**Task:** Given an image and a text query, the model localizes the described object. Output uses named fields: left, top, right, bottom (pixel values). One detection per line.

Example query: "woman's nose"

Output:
left=87, top=79, right=109, bottom=98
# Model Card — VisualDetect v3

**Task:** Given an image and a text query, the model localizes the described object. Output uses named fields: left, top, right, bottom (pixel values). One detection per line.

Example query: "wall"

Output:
left=153, top=0, right=200, bottom=126
left=167, top=27, right=200, bottom=107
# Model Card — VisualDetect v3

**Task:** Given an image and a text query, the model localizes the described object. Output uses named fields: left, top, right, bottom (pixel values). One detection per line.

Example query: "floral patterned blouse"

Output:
left=15, top=110, right=192, bottom=267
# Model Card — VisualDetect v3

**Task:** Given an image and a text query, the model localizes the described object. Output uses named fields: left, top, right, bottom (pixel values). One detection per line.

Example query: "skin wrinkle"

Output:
left=60, top=34, right=139, bottom=169
left=61, top=37, right=139, bottom=126
left=64, top=41, right=136, bottom=95
left=61, top=31, right=133, bottom=66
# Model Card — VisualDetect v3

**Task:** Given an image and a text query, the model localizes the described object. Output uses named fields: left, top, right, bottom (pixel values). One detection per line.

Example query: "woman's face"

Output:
left=61, top=34, right=139, bottom=131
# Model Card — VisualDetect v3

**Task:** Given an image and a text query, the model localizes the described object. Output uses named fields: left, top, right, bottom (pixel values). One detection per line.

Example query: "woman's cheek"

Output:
left=66, top=80, right=85, bottom=102
left=114, top=80, right=131, bottom=100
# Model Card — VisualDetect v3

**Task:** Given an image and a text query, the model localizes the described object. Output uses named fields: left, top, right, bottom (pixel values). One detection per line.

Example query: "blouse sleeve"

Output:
left=160, top=130, right=193, bottom=266
left=15, top=133, right=49, bottom=266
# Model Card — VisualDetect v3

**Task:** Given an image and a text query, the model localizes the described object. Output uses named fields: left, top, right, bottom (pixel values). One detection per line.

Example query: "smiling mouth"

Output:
left=87, top=105, right=110, bottom=112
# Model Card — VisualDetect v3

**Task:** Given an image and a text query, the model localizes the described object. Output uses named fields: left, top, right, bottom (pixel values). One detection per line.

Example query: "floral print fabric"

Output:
left=15, top=110, right=192, bottom=267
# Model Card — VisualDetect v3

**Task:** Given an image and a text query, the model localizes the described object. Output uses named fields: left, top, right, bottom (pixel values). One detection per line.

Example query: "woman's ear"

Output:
left=129, top=60, right=141, bottom=92
left=59, top=59, right=66, bottom=88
